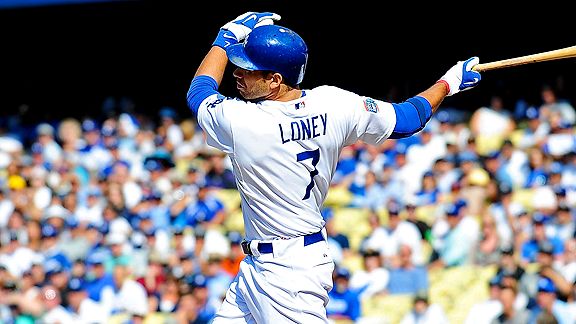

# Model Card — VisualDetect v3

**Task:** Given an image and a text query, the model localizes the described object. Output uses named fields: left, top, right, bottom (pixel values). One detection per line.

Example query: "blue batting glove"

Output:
left=438, top=57, right=482, bottom=96
left=213, top=12, right=281, bottom=49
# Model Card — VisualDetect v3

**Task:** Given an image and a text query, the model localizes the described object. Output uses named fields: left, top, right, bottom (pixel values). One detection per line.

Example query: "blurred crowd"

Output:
left=0, top=83, right=575, bottom=324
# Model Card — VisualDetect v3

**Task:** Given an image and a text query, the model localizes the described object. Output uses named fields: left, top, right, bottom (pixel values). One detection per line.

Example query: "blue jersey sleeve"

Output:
left=186, top=75, right=219, bottom=115
left=389, top=96, right=433, bottom=139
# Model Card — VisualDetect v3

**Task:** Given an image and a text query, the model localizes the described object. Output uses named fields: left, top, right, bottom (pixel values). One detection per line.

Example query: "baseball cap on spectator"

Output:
left=68, top=277, right=86, bottom=292
left=44, top=259, right=64, bottom=277
left=525, top=106, right=540, bottom=120
left=144, top=159, right=164, bottom=172
left=387, top=201, right=402, bottom=216
left=362, top=249, right=381, bottom=258
left=227, top=231, right=243, bottom=245
left=549, top=162, right=564, bottom=175
left=194, top=225, right=207, bottom=239
left=500, top=246, right=514, bottom=256
left=553, top=186, right=566, bottom=198
left=8, top=175, right=27, bottom=190
left=537, top=277, right=556, bottom=293
left=159, top=106, right=178, bottom=120
left=459, top=150, right=479, bottom=163
left=558, top=202, right=571, bottom=213
left=81, top=119, right=99, bottom=133
left=41, top=224, right=59, bottom=238
left=86, top=250, right=107, bottom=266
left=36, top=123, right=55, bottom=137
left=498, top=182, right=513, bottom=196
left=335, top=267, right=351, bottom=280
left=191, top=274, right=208, bottom=288
left=435, top=110, right=451, bottom=124
left=445, top=201, right=464, bottom=217
left=422, top=170, right=435, bottom=178
left=31, top=142, right=43, bottom=155
left=485, top=150, right=500, bottom=160
left=538, top=241, right=555, bottom=255
left=101, top=125, right=117, bottom=137
left=533, top=212, right=548, bottom=225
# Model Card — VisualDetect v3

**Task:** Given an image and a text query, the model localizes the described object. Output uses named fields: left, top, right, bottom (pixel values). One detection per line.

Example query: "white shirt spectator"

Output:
left=400, top=303, right=449, bottom=324
left=349, top=266, right=389, bottom=299
left=75, top=297, right=107, bottom=324
left=0, top=194, right=15, bottom=228
left=41, top=305, right=76, bottom=324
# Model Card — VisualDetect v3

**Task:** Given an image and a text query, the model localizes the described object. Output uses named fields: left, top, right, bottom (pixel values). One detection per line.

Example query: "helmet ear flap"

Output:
left=226, top=25, right=308, bottom=86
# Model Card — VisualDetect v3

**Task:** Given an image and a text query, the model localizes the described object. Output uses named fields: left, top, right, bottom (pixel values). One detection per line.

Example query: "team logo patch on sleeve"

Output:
left=363, top=98, right=379, bottom=113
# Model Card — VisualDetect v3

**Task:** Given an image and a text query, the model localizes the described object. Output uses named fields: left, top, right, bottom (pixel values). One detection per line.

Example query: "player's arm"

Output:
left=389, top=57, right=481, bottom=139
left=186, top=12, right=281, bottom=115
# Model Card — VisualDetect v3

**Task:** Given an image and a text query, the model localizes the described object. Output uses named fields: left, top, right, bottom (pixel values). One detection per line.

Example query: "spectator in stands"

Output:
left=400, top=291, right=449, bottom=324
left=104, top=261, right=148, bottom=318
left=465, top=275, right=506, bottom=324
left=429, top=199, right=480, bottom=269
left=349, top=249, right=389, bottom=299
left=414, top=170, right=440, bottom=207
left=538, top=84, right=576, bottom=127
left=405, top=122, right=448, bottom=183
left=173, top=291, right=201, bottom=323
left=473, top=212, right=504, bottom=266
left=171, top=185, right=226, bottom=230
left=491, top=280, right=531, bottom=324
left=520, top=216, right=564, bottom=265
left=485, top=181, right=519, bottom=251
left=384, top=201, right=425, bottom=266
left=469, top=95, right=516, bottom=153
left=203, top=152, right=236, bottom=190
left=157, top=107, right=184, bottom=153
left=516, top=106, right=549, bottom=150
left=524, top=147, right=549, bottom=189
left=326, top=267, right=361, bottom=323
left=38, top=284, right=75, bottom=324
left=34, top=123, right=63, bottom=167
left=188, top=274, right=218, bottom=323
left=498, top=139, right=529, bottom=189
left=528, top=277, right=574, bottom=324
left=403, top=197, right=431, bottom=243
left=387, top=244, right=429, bottom=295
left=323, top=209, right=351, bottom=266
left=220, top=231, right=244, bottom=277
left=520, top=241, right=572, bottom=308
left=66, top=277, right=106, bottom=323
left=348, top=169, right=384, bottom=209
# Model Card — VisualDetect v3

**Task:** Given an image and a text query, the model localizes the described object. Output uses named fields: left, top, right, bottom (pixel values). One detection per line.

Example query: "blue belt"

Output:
left=241, top=231, right=324, bottom=256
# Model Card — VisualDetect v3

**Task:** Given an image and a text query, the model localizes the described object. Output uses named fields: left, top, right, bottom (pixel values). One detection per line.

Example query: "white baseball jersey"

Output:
left=196, top=85, right=396, bottom=240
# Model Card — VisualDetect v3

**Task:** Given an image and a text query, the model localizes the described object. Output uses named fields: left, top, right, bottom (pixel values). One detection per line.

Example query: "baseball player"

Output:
left=186, top=12, right=481, bottom=323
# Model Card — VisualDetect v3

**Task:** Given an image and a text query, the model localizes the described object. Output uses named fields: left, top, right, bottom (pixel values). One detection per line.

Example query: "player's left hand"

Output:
left=223, top=12, right=281, bottom=42
left=438, top=57, right=481, bottom=96
left=212, top=12, right=281, bottom=49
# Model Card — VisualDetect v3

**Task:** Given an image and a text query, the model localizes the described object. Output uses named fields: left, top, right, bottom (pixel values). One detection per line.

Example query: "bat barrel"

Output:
left=473, top=45, right=576, bottom=72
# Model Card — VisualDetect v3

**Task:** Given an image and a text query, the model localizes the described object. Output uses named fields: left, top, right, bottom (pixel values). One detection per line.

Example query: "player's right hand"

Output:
left=438, top=57, right=481, bottom=96
left=212, top=12, right=281, bottom=49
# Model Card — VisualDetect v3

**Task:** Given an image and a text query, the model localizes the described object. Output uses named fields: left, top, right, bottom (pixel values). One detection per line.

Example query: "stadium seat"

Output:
left=332, top=207, right=371, bottom=252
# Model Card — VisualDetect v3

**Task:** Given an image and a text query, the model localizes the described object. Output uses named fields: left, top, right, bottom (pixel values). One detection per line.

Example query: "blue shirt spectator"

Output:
left=387, top=244, right=429, bottom=295
left=326, top=268, right=361, bottom=322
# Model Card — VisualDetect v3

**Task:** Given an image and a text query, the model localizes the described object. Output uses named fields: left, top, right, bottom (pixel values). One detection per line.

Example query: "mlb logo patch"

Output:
left=295, top=101, right=305, bottom=110
left=363, top=98, right=379, bottom=113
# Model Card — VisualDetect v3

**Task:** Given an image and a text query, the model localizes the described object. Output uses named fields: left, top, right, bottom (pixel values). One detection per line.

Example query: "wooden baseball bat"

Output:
left=473, top=45, right=576, bottom=72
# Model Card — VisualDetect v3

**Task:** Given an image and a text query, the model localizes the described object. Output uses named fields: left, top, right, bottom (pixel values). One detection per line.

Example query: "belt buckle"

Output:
left=241, top=240, right=252, bottom=255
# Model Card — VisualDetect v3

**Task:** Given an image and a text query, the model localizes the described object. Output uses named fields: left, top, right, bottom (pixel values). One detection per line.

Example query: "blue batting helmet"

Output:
left=226, top=24, right=308, bottom=86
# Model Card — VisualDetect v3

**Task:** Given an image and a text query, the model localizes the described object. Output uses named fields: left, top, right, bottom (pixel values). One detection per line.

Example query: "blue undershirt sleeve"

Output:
left=186, top=75, right=219, bottom=116
left=389, top=95, right=433, bottom=139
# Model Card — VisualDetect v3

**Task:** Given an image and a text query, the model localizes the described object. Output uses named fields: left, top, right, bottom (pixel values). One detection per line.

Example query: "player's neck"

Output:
left=275, top=85, right=302, bottom=102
